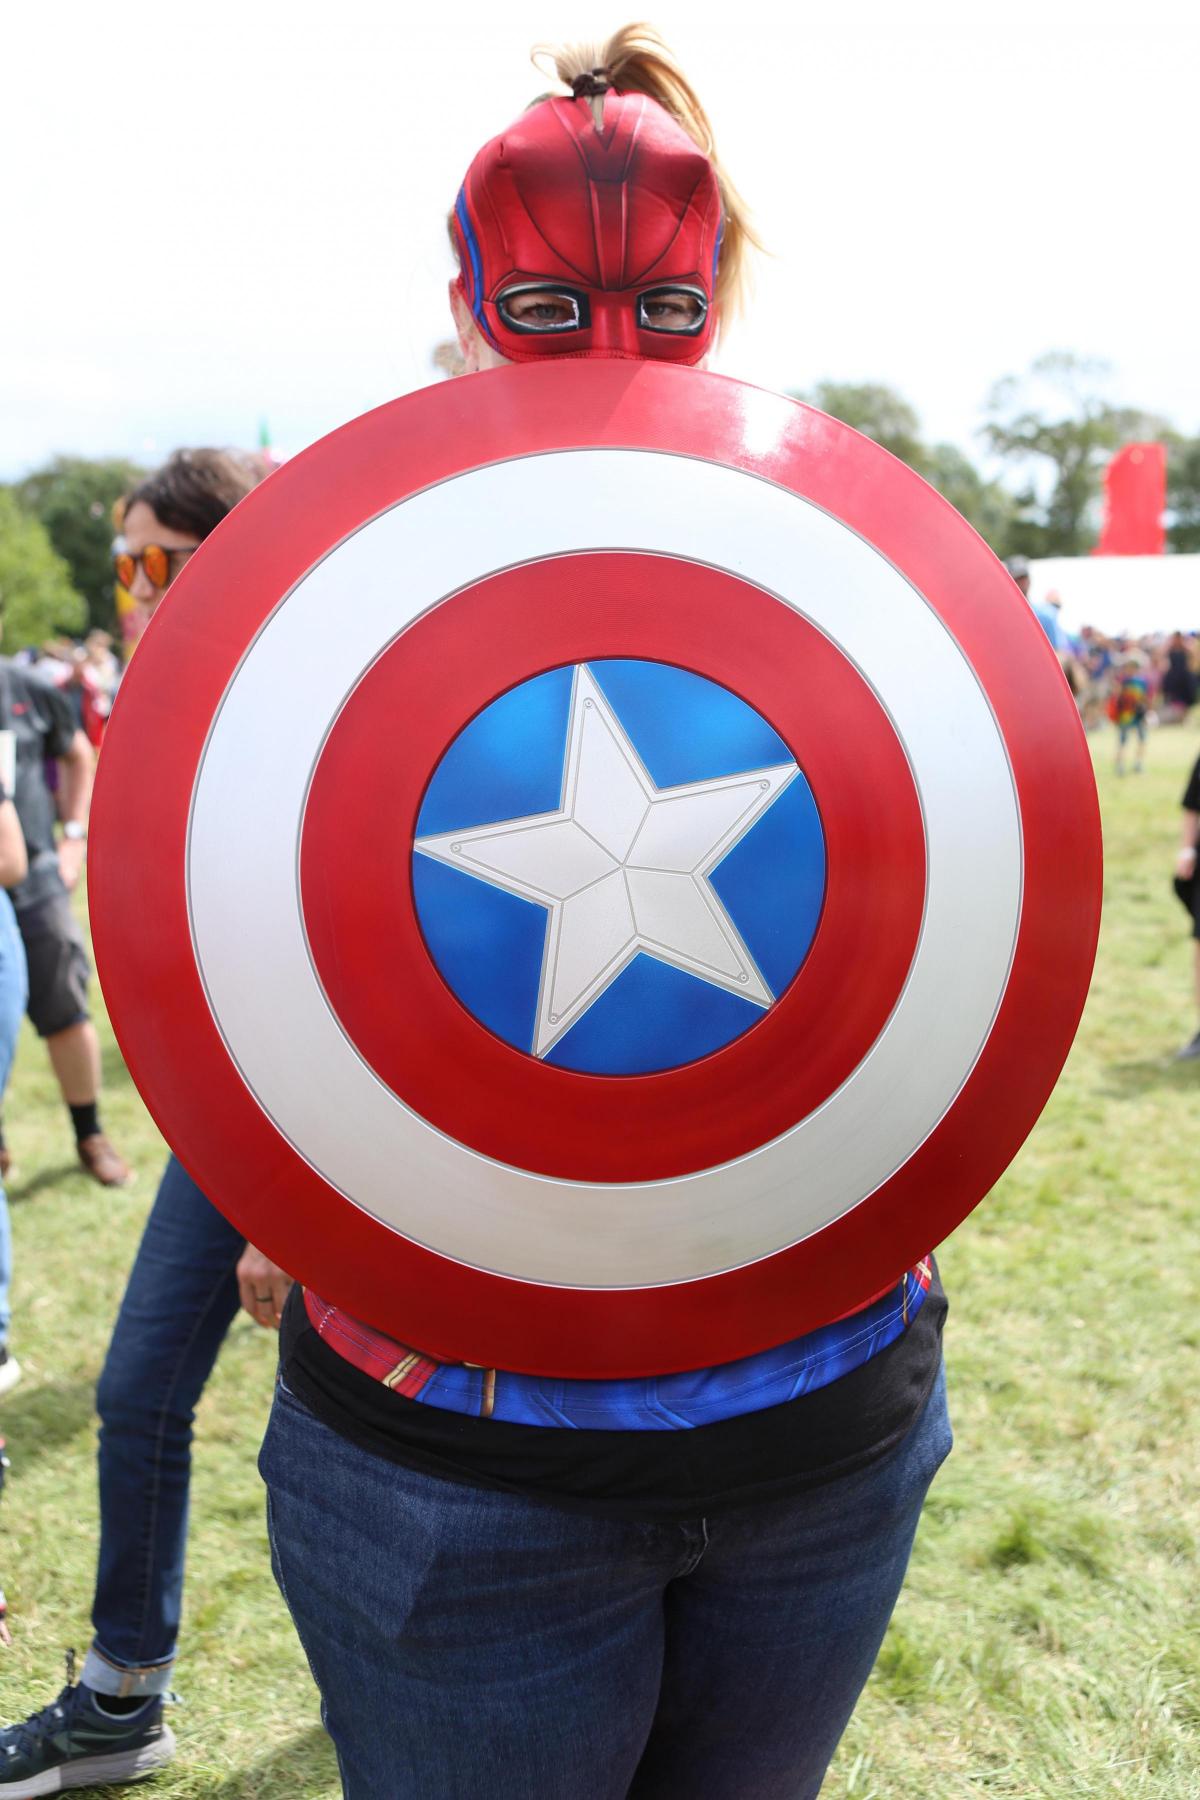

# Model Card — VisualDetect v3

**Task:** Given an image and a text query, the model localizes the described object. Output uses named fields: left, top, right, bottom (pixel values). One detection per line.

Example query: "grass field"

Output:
left=2, top=723, right=1199, bottom=1799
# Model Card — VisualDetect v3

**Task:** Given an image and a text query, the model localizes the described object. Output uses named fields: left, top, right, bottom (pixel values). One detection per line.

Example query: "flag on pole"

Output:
left=1096, top=443, right=1166, bottom=555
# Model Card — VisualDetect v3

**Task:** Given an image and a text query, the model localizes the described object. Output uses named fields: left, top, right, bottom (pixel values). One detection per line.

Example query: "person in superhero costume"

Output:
left=259, top=29, right=951, bottom=1800
left=449, top=70, right=725, bottom=368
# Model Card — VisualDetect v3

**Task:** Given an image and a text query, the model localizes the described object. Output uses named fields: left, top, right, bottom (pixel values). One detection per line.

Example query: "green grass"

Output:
left=1, top=913, right=338, bottom=1792
left=3, top=724, right=1199, bottom=1798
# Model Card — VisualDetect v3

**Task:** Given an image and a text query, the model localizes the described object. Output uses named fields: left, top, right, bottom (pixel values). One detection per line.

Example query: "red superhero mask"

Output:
left=452, top=88, right=723, bottom=365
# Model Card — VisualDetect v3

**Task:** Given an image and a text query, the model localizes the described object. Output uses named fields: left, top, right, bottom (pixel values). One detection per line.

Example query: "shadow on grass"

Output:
left=6, top=1162, right=81, bottom=1203
left=0, top=1378, right=95, bottom=1463
left=1100, top=1056, right=1200, bottom=1100
left=204, top=1725, right=339, bottom=1798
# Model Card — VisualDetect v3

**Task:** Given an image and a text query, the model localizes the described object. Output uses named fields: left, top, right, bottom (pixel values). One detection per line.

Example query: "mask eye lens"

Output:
left=637, top=288, right=708, bottom=334
left=498, top=288, right=588, bottom=333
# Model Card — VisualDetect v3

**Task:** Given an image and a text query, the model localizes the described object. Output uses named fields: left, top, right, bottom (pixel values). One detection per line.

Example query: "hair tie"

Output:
left=571, top=68, right=612, bottom=98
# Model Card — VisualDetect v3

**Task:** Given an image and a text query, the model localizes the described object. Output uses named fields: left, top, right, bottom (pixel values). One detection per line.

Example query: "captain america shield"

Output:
left=89, top=360, right=1101, bottom=1376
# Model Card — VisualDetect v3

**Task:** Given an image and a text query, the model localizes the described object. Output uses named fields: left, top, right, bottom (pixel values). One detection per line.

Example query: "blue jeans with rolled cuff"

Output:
left=81, top=1155, right=244, bottom=1698
left=260, top=1359, right=952, bottom=1799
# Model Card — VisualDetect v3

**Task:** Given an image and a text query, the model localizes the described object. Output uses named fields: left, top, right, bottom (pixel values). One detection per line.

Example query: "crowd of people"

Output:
left=1070, top=626, right=1198, bottom=742
left=1006, top=559, right=1199, bottom=770
left=14, top=635, right=122, bottom=753
left=1002, top=574, right=1200, bottom=1053
left=0, top=23, right=1194, bottom=1800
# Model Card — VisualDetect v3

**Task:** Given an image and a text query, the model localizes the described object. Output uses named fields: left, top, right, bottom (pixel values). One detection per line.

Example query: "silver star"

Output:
left=414, top=665, right=799, bottom=1058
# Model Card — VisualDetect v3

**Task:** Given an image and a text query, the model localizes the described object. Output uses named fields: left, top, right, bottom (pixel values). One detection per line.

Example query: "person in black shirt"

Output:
left=1173, top=752, right=1200, bottom=1058
left=256, top=28, right=953, bottom=1800
left=0, top=782, right=28, bottom=1399
left=0, top=648, right=130, bottom=1185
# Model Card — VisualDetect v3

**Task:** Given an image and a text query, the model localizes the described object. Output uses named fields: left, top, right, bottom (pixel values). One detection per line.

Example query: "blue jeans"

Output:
left=0, top=890, right=29, bottom=1348
left=261, top=1363, right=951, bottom=1799
left=81, top=1155, right=244, bottom=1697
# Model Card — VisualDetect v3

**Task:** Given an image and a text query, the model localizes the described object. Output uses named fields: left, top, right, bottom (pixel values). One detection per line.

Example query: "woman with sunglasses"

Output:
left=259, top=28, right=952, bottom=1800
left=0, top=449, right=297, bottom=1798
left=115, top=458, right=225, bottom=633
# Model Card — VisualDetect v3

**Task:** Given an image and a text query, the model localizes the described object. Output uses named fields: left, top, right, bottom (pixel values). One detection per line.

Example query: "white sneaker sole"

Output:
left=2, top=1724, right=176, bottom=1796
left=0, top=1357, right=21, bottom=1398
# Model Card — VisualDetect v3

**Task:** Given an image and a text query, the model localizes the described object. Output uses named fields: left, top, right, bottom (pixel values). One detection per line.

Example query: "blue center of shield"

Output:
left=412, top=660, right=826, bottom=1075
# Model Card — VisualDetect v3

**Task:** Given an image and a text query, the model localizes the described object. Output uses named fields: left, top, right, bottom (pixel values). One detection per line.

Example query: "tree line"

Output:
left=796, top=352, right=1200, bottom=563
left=3, top=353, right=1198, bottom=648
left=0, top=456, right=140, bottom=647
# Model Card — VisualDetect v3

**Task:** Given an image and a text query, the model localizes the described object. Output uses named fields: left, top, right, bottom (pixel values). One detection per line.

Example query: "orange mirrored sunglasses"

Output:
left=113, top=543, right=199, bottom=590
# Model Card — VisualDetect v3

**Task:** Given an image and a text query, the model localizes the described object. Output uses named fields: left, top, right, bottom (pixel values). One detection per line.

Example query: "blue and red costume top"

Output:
left=303, top=1261, right=933, bottom=1431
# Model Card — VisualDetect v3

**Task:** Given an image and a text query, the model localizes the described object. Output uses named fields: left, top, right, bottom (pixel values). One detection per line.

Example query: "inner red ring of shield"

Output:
left=299, top=553, right=925, bottom=1181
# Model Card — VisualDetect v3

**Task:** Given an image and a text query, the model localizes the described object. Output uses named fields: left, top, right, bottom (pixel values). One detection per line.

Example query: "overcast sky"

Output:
left=3, top=0, right=1194, bottom=480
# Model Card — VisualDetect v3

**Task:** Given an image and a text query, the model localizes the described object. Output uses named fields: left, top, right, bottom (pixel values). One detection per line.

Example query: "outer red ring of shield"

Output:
left=301, top=552, right=924, bottom=1181
left=90, top=361, right=1102, bottom=1375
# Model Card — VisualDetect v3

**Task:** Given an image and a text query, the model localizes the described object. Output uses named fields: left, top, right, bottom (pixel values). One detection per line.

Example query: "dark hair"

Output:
left=123, top=448, right=261, bottom=543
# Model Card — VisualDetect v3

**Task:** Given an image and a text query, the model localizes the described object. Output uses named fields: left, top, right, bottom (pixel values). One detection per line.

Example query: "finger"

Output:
left=237, top=1276, right=267, bottom=1324
left=250, top=1288, right=280, bottom=1330
left=265, top=1280, right=292, bottom=1328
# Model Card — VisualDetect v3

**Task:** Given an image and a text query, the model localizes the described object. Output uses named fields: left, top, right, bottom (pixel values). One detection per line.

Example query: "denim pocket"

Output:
left=274, top=1369, right=305, bottom=1407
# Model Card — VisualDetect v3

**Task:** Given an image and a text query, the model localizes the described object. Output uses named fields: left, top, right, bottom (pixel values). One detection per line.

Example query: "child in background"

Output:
left=1109, top=655, right=1150, bottom=775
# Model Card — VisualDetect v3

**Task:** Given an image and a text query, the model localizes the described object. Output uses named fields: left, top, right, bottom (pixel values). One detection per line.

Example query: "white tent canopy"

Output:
left=1030, top=555, right=1200, bottom=638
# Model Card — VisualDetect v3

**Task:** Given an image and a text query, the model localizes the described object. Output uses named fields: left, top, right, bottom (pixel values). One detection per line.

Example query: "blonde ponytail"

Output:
left=531, top=24, right=760, bottom=323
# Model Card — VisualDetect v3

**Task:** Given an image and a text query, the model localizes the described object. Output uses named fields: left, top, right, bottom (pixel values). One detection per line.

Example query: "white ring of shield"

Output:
left=187, top=450, right=1022, bottom=1289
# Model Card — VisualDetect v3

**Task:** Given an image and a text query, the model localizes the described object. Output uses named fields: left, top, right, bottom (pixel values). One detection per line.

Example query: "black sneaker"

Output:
left=1174, top=1031, right=1200, bottom=1062
left=0, top=1658, right=176, bottom=1795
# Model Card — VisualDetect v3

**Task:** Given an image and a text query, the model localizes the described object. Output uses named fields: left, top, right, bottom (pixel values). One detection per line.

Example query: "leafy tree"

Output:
left=14, top=455, right=143, bottom=633
left=1165, top=432, right=1200, bottom=553
left=795, top=380, right=929, bottom=475
left=981, top=352, right=1169, bottom=557
left=0, top=491, right=87, bottom=647
left=923, top=443, right=1019, bottom=557
left=794, top=380, right=1021, bottom=555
